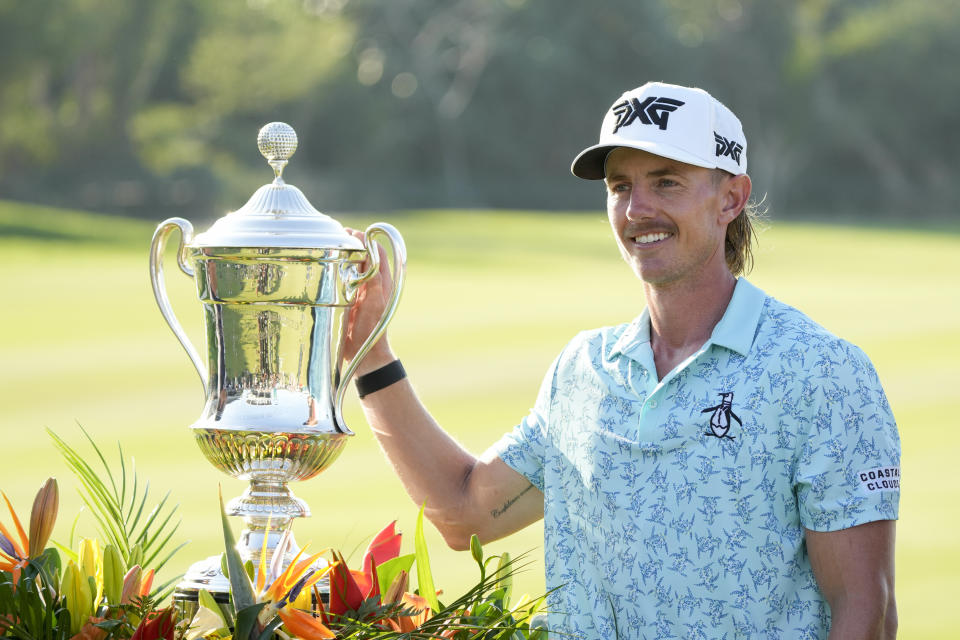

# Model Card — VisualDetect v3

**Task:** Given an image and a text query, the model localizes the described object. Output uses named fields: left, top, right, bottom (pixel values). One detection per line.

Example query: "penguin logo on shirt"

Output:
left=701, top=392, right=741, bottom=440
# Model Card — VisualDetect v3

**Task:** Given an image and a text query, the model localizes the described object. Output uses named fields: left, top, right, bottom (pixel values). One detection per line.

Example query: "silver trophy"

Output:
left=149, top=122, right=405, bottom=608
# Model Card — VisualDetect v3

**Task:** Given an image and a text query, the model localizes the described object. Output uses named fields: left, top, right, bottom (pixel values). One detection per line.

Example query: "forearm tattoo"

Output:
left=491, top=483, right=535, bottom=518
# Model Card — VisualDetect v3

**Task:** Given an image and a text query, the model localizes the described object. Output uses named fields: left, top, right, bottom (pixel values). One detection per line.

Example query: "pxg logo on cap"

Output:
left=714, top=132, right=743, bottom=165
left=612, top=96, right=685, bottom=133
left=571, top=81, right=747, bottom=180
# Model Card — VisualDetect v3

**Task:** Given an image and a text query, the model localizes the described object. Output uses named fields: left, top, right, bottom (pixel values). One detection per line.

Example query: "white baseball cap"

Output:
left=571, top=81, right=747, bottom=180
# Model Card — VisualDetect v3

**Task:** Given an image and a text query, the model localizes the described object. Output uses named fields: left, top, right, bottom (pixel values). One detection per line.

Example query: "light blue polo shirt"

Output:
left=491, top=278, right=900, bottom=639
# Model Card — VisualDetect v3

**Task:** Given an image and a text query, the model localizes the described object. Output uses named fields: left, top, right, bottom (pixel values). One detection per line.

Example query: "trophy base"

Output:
left=173, top=552, right=330, bottom=622
left=172, top=555, right=233, bottom=622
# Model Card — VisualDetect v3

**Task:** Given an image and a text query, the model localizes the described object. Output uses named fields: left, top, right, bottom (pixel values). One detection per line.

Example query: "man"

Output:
left=344, top=82, right=899, bottom=639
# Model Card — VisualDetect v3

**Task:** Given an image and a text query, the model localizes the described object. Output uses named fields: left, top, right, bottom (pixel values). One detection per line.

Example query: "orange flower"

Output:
left=276, top=607, right=335, bottom=640
left=384, top=593, right=431, bottom=633
left=70, top=616, right=107, bottom=640
left=0, top=492, right=29, bottom=584
left=256, top=545, right=332, bottom=630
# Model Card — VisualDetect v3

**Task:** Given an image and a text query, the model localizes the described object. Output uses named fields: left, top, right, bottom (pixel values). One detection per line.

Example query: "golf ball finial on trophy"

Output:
left=149, top=122, right=406, bottom=608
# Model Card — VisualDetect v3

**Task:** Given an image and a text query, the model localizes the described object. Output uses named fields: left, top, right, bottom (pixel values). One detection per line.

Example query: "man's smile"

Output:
left=631, top=231, right=673, bottom=246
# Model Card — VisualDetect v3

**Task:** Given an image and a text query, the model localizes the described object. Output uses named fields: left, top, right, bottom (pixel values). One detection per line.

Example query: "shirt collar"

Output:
left=709, top=277, right=767, bottom=356
left=608, top=277, right=767, bottom=361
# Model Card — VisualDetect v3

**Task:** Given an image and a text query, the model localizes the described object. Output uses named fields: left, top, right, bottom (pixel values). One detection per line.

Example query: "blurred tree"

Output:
left=129, top=0, right=354, bottom=204
left=0, top=0, right=956, bottom=219
left=783, top=0, right=960, bottom=215
left=0, top=0, right=201, bottom=204
left=0, top=0, right=354, bottom=215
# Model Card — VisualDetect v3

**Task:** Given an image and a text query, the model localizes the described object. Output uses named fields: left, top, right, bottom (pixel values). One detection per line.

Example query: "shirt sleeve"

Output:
left=485, top=353, right=560, bottom=492
left=795, top=340, right=901, bottom=531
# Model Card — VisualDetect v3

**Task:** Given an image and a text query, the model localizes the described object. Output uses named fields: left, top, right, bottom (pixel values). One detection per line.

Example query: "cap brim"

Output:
left=571, top=141, right=717, bottom=180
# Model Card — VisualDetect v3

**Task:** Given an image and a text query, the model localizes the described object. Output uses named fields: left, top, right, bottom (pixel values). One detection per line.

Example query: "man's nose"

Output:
left=625, top=186, right=655, bottom=220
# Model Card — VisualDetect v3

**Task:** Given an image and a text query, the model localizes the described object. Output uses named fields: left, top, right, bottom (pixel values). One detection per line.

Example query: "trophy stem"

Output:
left=227, top=478, right=310, bottom=564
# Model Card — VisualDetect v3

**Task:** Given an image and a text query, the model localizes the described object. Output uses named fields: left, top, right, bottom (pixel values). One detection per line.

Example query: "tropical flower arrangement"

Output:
left=0, top=430, right=549, bottom=640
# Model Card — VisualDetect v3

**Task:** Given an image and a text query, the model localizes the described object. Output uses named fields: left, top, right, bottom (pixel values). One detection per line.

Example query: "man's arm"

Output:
left=342, top=229, right=544, bottom=550
left=356, top=372, right=544, bottom=549
left=805, top=520, right=897, bottom=639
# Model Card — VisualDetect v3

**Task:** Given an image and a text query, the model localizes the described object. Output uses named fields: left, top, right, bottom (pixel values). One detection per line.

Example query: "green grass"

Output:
left=1, top=200, right=958, bottom=637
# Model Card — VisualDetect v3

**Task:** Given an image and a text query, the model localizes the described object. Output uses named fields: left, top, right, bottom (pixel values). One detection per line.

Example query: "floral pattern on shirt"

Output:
left=492, top=279, right=900, bottom=639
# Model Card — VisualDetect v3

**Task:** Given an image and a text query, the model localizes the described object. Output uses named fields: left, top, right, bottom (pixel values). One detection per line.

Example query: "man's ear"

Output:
left=719, top=174, right=752, bottom=224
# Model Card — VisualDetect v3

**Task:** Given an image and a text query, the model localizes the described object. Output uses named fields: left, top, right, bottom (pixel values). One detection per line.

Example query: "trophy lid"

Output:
left=191, top=122, right=363, bottom=250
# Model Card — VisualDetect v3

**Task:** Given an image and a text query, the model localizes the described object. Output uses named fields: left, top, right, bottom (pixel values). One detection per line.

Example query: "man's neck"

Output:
left=644, top=270, right=737, bottom=380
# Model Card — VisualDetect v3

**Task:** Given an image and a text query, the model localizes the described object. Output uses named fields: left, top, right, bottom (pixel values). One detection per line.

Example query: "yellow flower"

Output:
left=61, top=560, right=95, bottom=636
left=78, top=538, right=104, bottom=607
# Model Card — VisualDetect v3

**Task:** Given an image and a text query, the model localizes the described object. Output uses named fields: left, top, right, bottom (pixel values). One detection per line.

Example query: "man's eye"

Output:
left=657, top=178, right=678, bottom=188
left=610, top=183, right=630, bottom=193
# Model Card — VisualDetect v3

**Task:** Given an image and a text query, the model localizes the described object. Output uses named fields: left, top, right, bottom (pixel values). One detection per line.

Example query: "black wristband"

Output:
left=355, top=360, right=406, bottom=399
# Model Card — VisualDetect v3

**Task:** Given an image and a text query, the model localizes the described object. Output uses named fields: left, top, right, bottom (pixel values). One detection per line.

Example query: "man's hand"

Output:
left=806, top=520, right=897, bottom=639
left=343, top=227, right=397, bottom=374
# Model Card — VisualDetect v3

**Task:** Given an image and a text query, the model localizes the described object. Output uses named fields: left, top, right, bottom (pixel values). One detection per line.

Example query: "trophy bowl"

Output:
left=195, top=429, right=349, bottom=519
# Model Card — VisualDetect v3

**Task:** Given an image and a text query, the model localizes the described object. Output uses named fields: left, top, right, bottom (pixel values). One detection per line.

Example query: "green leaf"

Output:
left=128, top=542, right=144, bottom=569
left=375, top=553, right=415, bottom=595
left=414, top=502, right=440, bottom=613
left=233, top=602, right=267, bottom=640
left=37, top=547, right=62, bottom=583
left=219, top=487, right=255, bottom=611
left=47, top=428, right=184, bottom=572
left=255, top=615, right=283, bottom=640
left=199, top=589, right=228, bottom=627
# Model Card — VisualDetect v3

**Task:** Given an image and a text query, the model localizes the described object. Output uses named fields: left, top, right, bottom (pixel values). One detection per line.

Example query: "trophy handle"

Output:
left=149, top=217, right=209, bottom=390
left=335, top=223, right=407, bottom=426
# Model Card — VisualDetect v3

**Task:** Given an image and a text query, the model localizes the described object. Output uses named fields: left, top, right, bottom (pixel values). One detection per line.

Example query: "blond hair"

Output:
left=714, top=169, right=764, bottom=276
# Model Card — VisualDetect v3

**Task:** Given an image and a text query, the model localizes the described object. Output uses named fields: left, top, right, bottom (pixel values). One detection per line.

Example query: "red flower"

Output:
left=362, top=520, right=401, bottom=580
left=130, top=607, right=176, bottom=640
left=328, top=521, right=401, bottom=615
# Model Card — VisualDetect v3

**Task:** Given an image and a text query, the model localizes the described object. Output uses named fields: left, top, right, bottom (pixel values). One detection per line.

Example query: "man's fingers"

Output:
left=342, top=228, right=399, bottom=310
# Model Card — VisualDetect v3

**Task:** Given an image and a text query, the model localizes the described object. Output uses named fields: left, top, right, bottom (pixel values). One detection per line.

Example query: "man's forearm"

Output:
left=827, top=596, right=897, bottom=640
left=355, top=352, right=543, bottom=549
left=358, top=372, right=479, bottom=540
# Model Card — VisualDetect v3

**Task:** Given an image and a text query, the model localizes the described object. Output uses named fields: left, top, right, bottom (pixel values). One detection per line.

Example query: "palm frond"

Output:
left=47, top=427, right=184, bottom=572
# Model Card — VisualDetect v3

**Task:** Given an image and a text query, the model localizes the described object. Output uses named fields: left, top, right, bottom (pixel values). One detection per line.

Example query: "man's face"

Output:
left=604, top=147, right=740, bottom=288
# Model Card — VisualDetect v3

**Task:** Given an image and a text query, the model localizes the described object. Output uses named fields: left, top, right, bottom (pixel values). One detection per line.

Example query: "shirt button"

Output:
left=649, top=400, right=658, bottom=409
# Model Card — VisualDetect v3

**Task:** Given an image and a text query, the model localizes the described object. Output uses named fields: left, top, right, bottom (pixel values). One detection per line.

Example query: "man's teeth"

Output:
left=633, top=232, right=671, bottom=244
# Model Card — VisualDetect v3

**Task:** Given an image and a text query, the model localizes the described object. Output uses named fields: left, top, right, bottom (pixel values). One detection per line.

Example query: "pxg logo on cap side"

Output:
left=714, top=132, right=744, bottom=165
left=612, top=96, right=685, bottom=133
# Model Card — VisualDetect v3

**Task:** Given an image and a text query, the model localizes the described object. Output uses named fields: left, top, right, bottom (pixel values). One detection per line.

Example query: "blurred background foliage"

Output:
left=1, top=0, right=958, bottom=220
